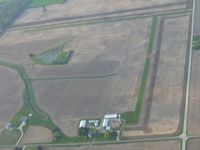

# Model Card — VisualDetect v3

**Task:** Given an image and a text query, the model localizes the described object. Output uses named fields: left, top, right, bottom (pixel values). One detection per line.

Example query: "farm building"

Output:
left=104, top=114, right=118, bottom=119
left=79, top=120, right=87, bottom=128
left=102, top=119, right=109, bottom=128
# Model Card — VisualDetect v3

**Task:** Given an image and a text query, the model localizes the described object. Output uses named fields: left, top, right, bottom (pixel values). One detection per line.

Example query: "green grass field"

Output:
left=28, top=0, right=66, bottom=8
left=121, top=16, right=158, bottom=124
left=0, top=0, right=8, bottom=4
left=30, top=44, right=73, bottom=65
left=193, top=35, right=200, bottom=50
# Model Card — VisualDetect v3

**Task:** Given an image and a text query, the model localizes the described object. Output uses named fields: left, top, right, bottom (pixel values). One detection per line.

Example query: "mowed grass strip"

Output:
left=28, top=0, right=66, bottom=8
left=193, top=35, right=200, bottom=50
left=121, top=16, right=158, bottom=124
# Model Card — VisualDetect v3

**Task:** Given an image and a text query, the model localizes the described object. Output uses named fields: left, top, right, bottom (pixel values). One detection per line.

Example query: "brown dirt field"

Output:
left=32, top=75, right=140, bottom=136
left=0, top=18, right=150, bottom=66
left=187, top=138, right=200, bottom=150
left=0, top=10, right=150, bottom=137
left=123, top=15, right=190, bottom=137
left=147, top=16, right=189, bottom=134
left=24, top=19, right=150, bottom=80
left=15, top=0, right=186, bottom=25
left=187, top=51, right=200, bottom=135
left=28, top=18, right=151, bottom=136
left=0, top=66, right=24, bottom=130
left=27, top=60, right=121, bottom=79
left=44, top=140, right=181, bottom=150
left=21, top=126, right=53, bottom=144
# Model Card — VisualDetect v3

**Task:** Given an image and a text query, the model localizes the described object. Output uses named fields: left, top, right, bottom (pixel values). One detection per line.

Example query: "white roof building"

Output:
left=104, top=114, right=118, bottom=119
left=79, top=120, right=87, bottom=128
left=102, top=119, right=109, bottom=128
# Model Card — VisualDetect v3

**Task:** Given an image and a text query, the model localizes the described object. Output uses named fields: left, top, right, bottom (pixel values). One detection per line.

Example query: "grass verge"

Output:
left=28, top=0, right=66, bottom=8
left=193, top=35, right=200, bottom=50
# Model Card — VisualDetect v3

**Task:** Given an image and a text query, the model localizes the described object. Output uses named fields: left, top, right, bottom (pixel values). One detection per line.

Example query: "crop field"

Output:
left=187, top=51, right=200, bottom=135
left=33, top=77, right=135, bottom=136
left=0, top=0, right=193, bottom=146
left=147, top=16, right=189, bottom=135
left=43, top=140, right=181, bottom=150
left=0, top=66, right=24, bottom=130
left=122, top=15, right=190, bottom=137
left=29, top=18, right=151, bottom=136
left=26, top=60, right=120, bottom=79
left=0, top=18, right=150, bottom=65
left=21, top=126, right=53, bottom=144
left=0, top=9, right=153, bottom=141
left=14, top=0, right=186, bottom=26
left=187, top=138, right=200, bottom=150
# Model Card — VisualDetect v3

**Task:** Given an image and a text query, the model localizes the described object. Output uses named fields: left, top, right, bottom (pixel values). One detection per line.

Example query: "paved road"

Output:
left=181, top=0, right=195, bottom=150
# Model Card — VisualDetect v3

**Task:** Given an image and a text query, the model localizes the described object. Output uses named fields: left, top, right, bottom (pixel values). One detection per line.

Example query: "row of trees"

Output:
left=0, top=0, right=29, bottom=31
left=14, top=146, right=43, bottom=150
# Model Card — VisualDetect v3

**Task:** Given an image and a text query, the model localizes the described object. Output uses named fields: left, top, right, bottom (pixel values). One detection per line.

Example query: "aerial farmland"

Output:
left=0, top=0, right=199, bottom=150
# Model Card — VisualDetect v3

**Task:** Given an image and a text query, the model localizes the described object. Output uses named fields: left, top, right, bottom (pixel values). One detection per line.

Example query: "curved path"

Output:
left=16, top=122, right=26, bottom=145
